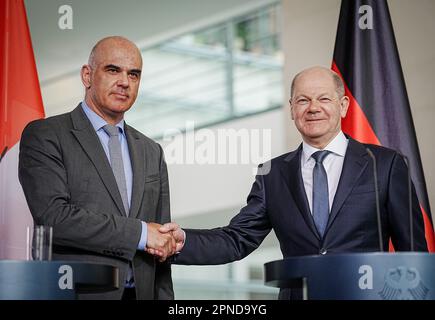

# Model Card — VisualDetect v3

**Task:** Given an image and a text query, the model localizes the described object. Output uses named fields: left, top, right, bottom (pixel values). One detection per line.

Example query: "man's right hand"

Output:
left=146, top=222, right=176, bottom=261
left=159, top=222, right=185, bottom=252
left=146, top=222, right=185, bottom=259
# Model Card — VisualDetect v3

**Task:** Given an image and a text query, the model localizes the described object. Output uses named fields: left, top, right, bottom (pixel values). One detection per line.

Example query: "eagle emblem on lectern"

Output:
left=378, top=266, right=428, bottom=300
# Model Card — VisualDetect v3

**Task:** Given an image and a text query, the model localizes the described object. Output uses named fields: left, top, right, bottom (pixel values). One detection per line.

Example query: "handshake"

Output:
left=146, top=222, right=185, bottom=261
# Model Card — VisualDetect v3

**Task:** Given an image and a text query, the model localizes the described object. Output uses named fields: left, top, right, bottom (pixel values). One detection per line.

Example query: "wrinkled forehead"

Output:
left=93, top=42, right=142, bottom=69
left=293, top=72, right=336, bottom=97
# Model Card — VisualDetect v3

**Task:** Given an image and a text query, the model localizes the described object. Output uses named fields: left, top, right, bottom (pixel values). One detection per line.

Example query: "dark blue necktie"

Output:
left=312, top=150, right=330, bottom=238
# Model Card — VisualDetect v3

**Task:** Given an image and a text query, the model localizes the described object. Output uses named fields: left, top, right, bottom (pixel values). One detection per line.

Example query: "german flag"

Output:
left=332, top=0, right=435, bottom=251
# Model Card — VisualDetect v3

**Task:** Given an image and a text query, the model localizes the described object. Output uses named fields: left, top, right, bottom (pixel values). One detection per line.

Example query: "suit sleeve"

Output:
left=154, top=144, right=174, bottom=299
left=174, top=167, right=272, bottom=265
left=387, top=153, right=428, bottom=251
left=18, top=120, right=142, bottom=260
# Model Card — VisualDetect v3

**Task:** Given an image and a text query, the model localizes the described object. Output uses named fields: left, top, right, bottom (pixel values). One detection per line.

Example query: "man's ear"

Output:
left=81, top=64, right=92, bottom=89
left=340, top=96, right=350, bottom=118
left=289, top=100, right=295, bottom=120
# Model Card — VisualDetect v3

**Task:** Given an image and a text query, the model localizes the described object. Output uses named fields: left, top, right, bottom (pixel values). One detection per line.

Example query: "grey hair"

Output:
left=290, top=68, right=345, bottom=99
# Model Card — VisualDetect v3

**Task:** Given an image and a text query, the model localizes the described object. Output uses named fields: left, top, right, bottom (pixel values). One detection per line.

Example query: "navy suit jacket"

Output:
left=174, top=138, right=428, bottom=298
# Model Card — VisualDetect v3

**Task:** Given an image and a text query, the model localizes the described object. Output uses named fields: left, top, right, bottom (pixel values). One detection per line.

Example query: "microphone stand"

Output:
left=401, top=154, right=414, bottom=251
left=366, top=148, right=384, bottom=252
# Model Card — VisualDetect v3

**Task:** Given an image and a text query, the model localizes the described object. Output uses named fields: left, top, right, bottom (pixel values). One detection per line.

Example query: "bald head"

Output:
left=290, top=66, right=345, bottom=100
left=88, top=36, right=142, bottom=69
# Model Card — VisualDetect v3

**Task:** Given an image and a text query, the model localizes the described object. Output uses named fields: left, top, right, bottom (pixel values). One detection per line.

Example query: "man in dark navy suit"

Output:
left=151, top=66, right=428, bottom=299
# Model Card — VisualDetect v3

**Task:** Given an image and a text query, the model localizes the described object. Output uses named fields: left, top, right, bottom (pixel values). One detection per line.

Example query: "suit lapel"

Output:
left=125, top=124, right=146, bottom=219
left=280, top=146, right=321, bottom=240
left=326, top=138, right=369, bottom=232
left=69, top=105, right=127, bottom=216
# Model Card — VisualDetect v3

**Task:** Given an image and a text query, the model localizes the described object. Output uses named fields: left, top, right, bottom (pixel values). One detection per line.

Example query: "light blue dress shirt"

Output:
left=301, top=131, right=349, bottom=214
left=81, top=101, right=147, bottom=250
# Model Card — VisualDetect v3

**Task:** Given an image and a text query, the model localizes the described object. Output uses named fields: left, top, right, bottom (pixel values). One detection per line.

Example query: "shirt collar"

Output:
left=81, top=100, right=125, bottom=134
left=301, top=131, right=348, bottom=164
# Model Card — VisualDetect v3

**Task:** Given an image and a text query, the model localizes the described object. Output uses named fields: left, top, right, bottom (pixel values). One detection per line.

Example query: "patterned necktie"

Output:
left=103, top=124, right=129, bottom=216
left=312, top=150, right=330, bottom=238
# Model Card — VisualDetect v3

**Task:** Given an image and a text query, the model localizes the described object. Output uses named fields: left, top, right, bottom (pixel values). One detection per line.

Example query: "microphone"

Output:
left=366, top=148, right=384, bottom=252
left=400, top=153, right=414, bottom=251
left=0, top=146, right=8, bottom=163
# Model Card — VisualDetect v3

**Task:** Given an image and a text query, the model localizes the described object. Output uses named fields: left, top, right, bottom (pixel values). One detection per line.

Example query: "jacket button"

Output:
left=319, top=248, right=327, bottom=255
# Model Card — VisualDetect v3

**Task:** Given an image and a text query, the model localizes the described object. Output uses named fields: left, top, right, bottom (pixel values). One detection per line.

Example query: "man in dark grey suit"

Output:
left=19, top=36, right=175, bottom=300
left=152, top=66, right=428, bottom=299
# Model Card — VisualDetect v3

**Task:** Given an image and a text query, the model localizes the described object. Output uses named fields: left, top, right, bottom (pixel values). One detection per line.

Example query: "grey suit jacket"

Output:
left=19, top=104, right=173, bottom=299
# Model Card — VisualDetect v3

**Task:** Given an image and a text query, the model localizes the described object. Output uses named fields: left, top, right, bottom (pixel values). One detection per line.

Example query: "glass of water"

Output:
left=27, top=225, right=53, bottom=261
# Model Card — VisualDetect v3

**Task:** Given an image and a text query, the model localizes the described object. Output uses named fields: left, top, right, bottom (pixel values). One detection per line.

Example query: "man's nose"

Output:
left=307, top=99, right=321, bottom=111
left=117, top=72, right=129, bottom=87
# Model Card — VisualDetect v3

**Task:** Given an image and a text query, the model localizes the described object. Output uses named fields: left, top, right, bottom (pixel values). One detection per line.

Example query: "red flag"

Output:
left=0, top=0, right=45, bottom=259
left=332, top=0, right=435, bottom=252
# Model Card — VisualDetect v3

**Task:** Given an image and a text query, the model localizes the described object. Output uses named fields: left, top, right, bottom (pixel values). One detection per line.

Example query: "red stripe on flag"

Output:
left=422, top=206, right=435, bottom=252
left=0, top=0, right=45, bottom=155
left=332, top=62, right=380, bottom=146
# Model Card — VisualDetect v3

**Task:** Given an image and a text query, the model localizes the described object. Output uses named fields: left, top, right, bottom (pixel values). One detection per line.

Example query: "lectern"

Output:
left=264, top=253, right=435, bottom=300
left=0, top=261, right=119, bottom=299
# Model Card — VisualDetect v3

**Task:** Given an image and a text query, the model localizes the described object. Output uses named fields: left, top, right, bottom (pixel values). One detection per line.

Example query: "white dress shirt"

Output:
left=301, top=131, right=349, bottom=214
